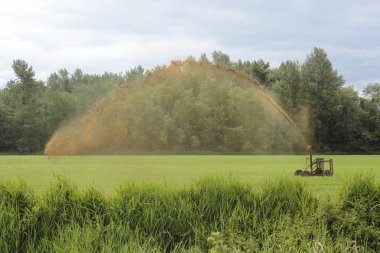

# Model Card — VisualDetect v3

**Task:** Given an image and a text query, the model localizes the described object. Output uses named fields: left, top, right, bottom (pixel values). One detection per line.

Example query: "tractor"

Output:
left=294, top=146, right=333, bottom=176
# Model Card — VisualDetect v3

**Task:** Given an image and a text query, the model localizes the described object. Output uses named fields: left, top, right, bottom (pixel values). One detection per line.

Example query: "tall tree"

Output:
left=301, top=48, right=344, bottom=150
left=7, top=60, right=44, bottom=104
left=4, top=60, right=46, bottom=152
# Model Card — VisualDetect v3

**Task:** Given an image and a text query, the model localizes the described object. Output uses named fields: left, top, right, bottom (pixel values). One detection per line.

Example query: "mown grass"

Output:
left=0, top=155, right=379, bottom=195
left=0, top=175, right=379, bottom=252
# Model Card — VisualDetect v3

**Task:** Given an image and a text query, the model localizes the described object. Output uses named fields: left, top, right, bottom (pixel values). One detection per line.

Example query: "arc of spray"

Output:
left=256, top=90, right=308, bottom=146
left=221, top=66, right=309, bottom=147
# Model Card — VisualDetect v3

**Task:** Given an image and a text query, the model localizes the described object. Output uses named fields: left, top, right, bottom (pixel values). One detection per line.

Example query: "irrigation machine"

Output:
left=294, top=146, right=333, bottom=176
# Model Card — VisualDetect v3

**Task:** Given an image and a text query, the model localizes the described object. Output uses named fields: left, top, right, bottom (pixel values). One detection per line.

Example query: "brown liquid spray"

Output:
left=45, top=60, right=309, bottom=155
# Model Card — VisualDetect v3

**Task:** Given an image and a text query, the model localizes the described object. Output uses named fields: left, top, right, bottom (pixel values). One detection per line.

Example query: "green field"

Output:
left=0, top=155, right=379, bottom=196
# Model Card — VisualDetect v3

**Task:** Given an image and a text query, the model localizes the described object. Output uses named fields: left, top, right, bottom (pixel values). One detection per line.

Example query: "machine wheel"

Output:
left=301, top=171, right=311, bottom=176
left=294, top=169, right=303, bottom=176
left=323, top=171, right=333, bottom=176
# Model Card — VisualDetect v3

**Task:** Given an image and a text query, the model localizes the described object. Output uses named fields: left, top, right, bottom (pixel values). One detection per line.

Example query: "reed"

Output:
left=0, top=176, right=378, bottom=252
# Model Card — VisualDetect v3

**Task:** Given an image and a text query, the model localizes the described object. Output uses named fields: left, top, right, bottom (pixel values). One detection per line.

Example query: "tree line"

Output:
left=0, top=48, right=379, bottom=153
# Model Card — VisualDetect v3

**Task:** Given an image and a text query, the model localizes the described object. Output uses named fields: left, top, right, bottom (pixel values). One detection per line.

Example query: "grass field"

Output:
left=0, top=155, right=379, bottom=196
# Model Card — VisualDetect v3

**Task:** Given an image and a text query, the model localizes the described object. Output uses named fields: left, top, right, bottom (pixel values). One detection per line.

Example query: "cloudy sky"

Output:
left=0, top=0, right=379, bottom=90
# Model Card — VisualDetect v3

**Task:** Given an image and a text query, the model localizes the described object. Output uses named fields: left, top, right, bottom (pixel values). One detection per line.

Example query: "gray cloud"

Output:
left=0, top=0, right=379, bottom=90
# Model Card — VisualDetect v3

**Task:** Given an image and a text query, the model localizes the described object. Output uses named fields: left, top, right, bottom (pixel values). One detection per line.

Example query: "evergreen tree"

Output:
left=3, top=60, right=46, bottom=152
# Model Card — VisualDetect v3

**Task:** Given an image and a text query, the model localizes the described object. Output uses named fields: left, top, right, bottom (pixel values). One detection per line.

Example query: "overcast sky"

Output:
left=1, top=0, right=379, bottom=90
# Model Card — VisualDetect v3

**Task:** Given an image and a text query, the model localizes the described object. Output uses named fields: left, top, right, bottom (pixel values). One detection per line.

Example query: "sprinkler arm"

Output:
left=307, top=145, right=313, bottom=172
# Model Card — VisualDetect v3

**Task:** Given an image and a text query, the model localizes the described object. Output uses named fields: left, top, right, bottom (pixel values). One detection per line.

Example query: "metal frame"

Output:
left=294, top=148, right=333, bottom=176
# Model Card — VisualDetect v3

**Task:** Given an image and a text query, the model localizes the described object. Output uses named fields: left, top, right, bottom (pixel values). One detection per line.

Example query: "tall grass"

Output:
left=0, top=176, right=379, bottom=252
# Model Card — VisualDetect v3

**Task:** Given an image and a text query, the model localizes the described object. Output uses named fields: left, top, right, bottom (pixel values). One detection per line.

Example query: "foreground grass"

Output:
left=0, top=176, right=379, bottom=252
left=0, top=155, right=379, bottom=196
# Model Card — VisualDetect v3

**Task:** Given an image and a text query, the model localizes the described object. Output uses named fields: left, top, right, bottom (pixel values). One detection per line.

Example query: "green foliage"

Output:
left=0, top=176, right=379, bottom=252
left=331, top=87, right=366, bottom=151
left=0, top=93, right=15, bottom=150
left=271, top=60, right=302, bottom=111
left=47, top=69, right=72, bottom=93
left=361, top=83, right=380, bottom=150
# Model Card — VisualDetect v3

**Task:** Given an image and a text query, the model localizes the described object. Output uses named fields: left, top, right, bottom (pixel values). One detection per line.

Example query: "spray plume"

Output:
left=45, top=60, right=309, bottom=155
